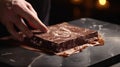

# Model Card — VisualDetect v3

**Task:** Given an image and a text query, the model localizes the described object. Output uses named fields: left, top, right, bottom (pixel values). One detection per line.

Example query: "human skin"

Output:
left=0, top=0, right=48, bottom=41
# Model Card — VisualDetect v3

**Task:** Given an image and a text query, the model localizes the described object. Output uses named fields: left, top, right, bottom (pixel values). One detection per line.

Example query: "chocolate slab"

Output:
left=28, top=22, right=99, bottom=53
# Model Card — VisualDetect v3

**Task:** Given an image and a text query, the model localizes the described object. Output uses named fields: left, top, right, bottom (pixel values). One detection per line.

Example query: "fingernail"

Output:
left=41, top=28, right=49, bottom=33
left=46, top=29, right=50, bottom=33
left=45, top=28, right=49, bottom=32
left=44, top=26, right=48, bottom=31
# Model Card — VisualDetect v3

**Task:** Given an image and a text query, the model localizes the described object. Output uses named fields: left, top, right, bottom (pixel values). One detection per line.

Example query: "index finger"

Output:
left=13, top=4, right=48, bottom=32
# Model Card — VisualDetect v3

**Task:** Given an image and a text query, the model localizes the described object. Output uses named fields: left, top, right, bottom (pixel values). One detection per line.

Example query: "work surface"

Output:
left=0, top=18, right=120, bottom=67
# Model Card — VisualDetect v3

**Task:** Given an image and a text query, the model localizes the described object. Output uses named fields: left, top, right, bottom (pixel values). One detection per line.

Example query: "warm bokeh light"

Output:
left=70, top=0, right=82, bottom=5
left=96, top=0, right=110, bottom=9
left=98, top=0, right=107, bottom=6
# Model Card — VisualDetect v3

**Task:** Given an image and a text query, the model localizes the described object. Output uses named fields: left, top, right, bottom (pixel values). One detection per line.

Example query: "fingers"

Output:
left=13, top=3, right=48, bottom=32
left=13, top=17, right=33, bottom=38
left=25, top=1, right=37, bottom=16
left=5, top=22, right=23, bottom=41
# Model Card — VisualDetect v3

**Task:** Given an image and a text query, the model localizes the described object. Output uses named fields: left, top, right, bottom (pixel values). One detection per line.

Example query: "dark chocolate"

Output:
left=28, top=22, right=98, bottom=53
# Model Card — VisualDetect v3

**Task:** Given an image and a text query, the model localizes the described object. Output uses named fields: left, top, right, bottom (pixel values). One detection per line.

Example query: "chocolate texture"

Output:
left=28, top=22, right=99, bottom=53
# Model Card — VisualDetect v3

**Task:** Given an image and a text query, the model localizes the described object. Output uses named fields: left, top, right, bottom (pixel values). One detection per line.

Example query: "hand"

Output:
left=0, top=0, right=48, bottom=41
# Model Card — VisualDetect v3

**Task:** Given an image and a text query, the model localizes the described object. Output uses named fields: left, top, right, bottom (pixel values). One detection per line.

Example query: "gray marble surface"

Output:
left=0, top=18, right=120, bottom=67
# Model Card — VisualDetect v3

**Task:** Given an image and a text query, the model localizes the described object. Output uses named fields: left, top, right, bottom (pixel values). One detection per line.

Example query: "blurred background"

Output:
left=49, top=0, right=120, bottom=25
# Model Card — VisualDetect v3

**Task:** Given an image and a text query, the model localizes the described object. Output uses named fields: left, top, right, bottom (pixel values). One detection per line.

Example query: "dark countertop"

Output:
left=0, top=18, right=120, bottom=67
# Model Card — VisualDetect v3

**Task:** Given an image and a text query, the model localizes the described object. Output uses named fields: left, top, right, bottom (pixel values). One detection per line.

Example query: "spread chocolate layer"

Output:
left=27, top=22, right=103, bottom=53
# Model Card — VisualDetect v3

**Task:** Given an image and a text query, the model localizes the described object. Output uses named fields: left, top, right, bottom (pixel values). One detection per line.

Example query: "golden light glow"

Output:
left=96, top=0, right=110, bottom=9
left=70, top=0, right=82, bottom=5
left=72, top=0, right=81, bottom=3
left=98, top=0, right=107, bottom=6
